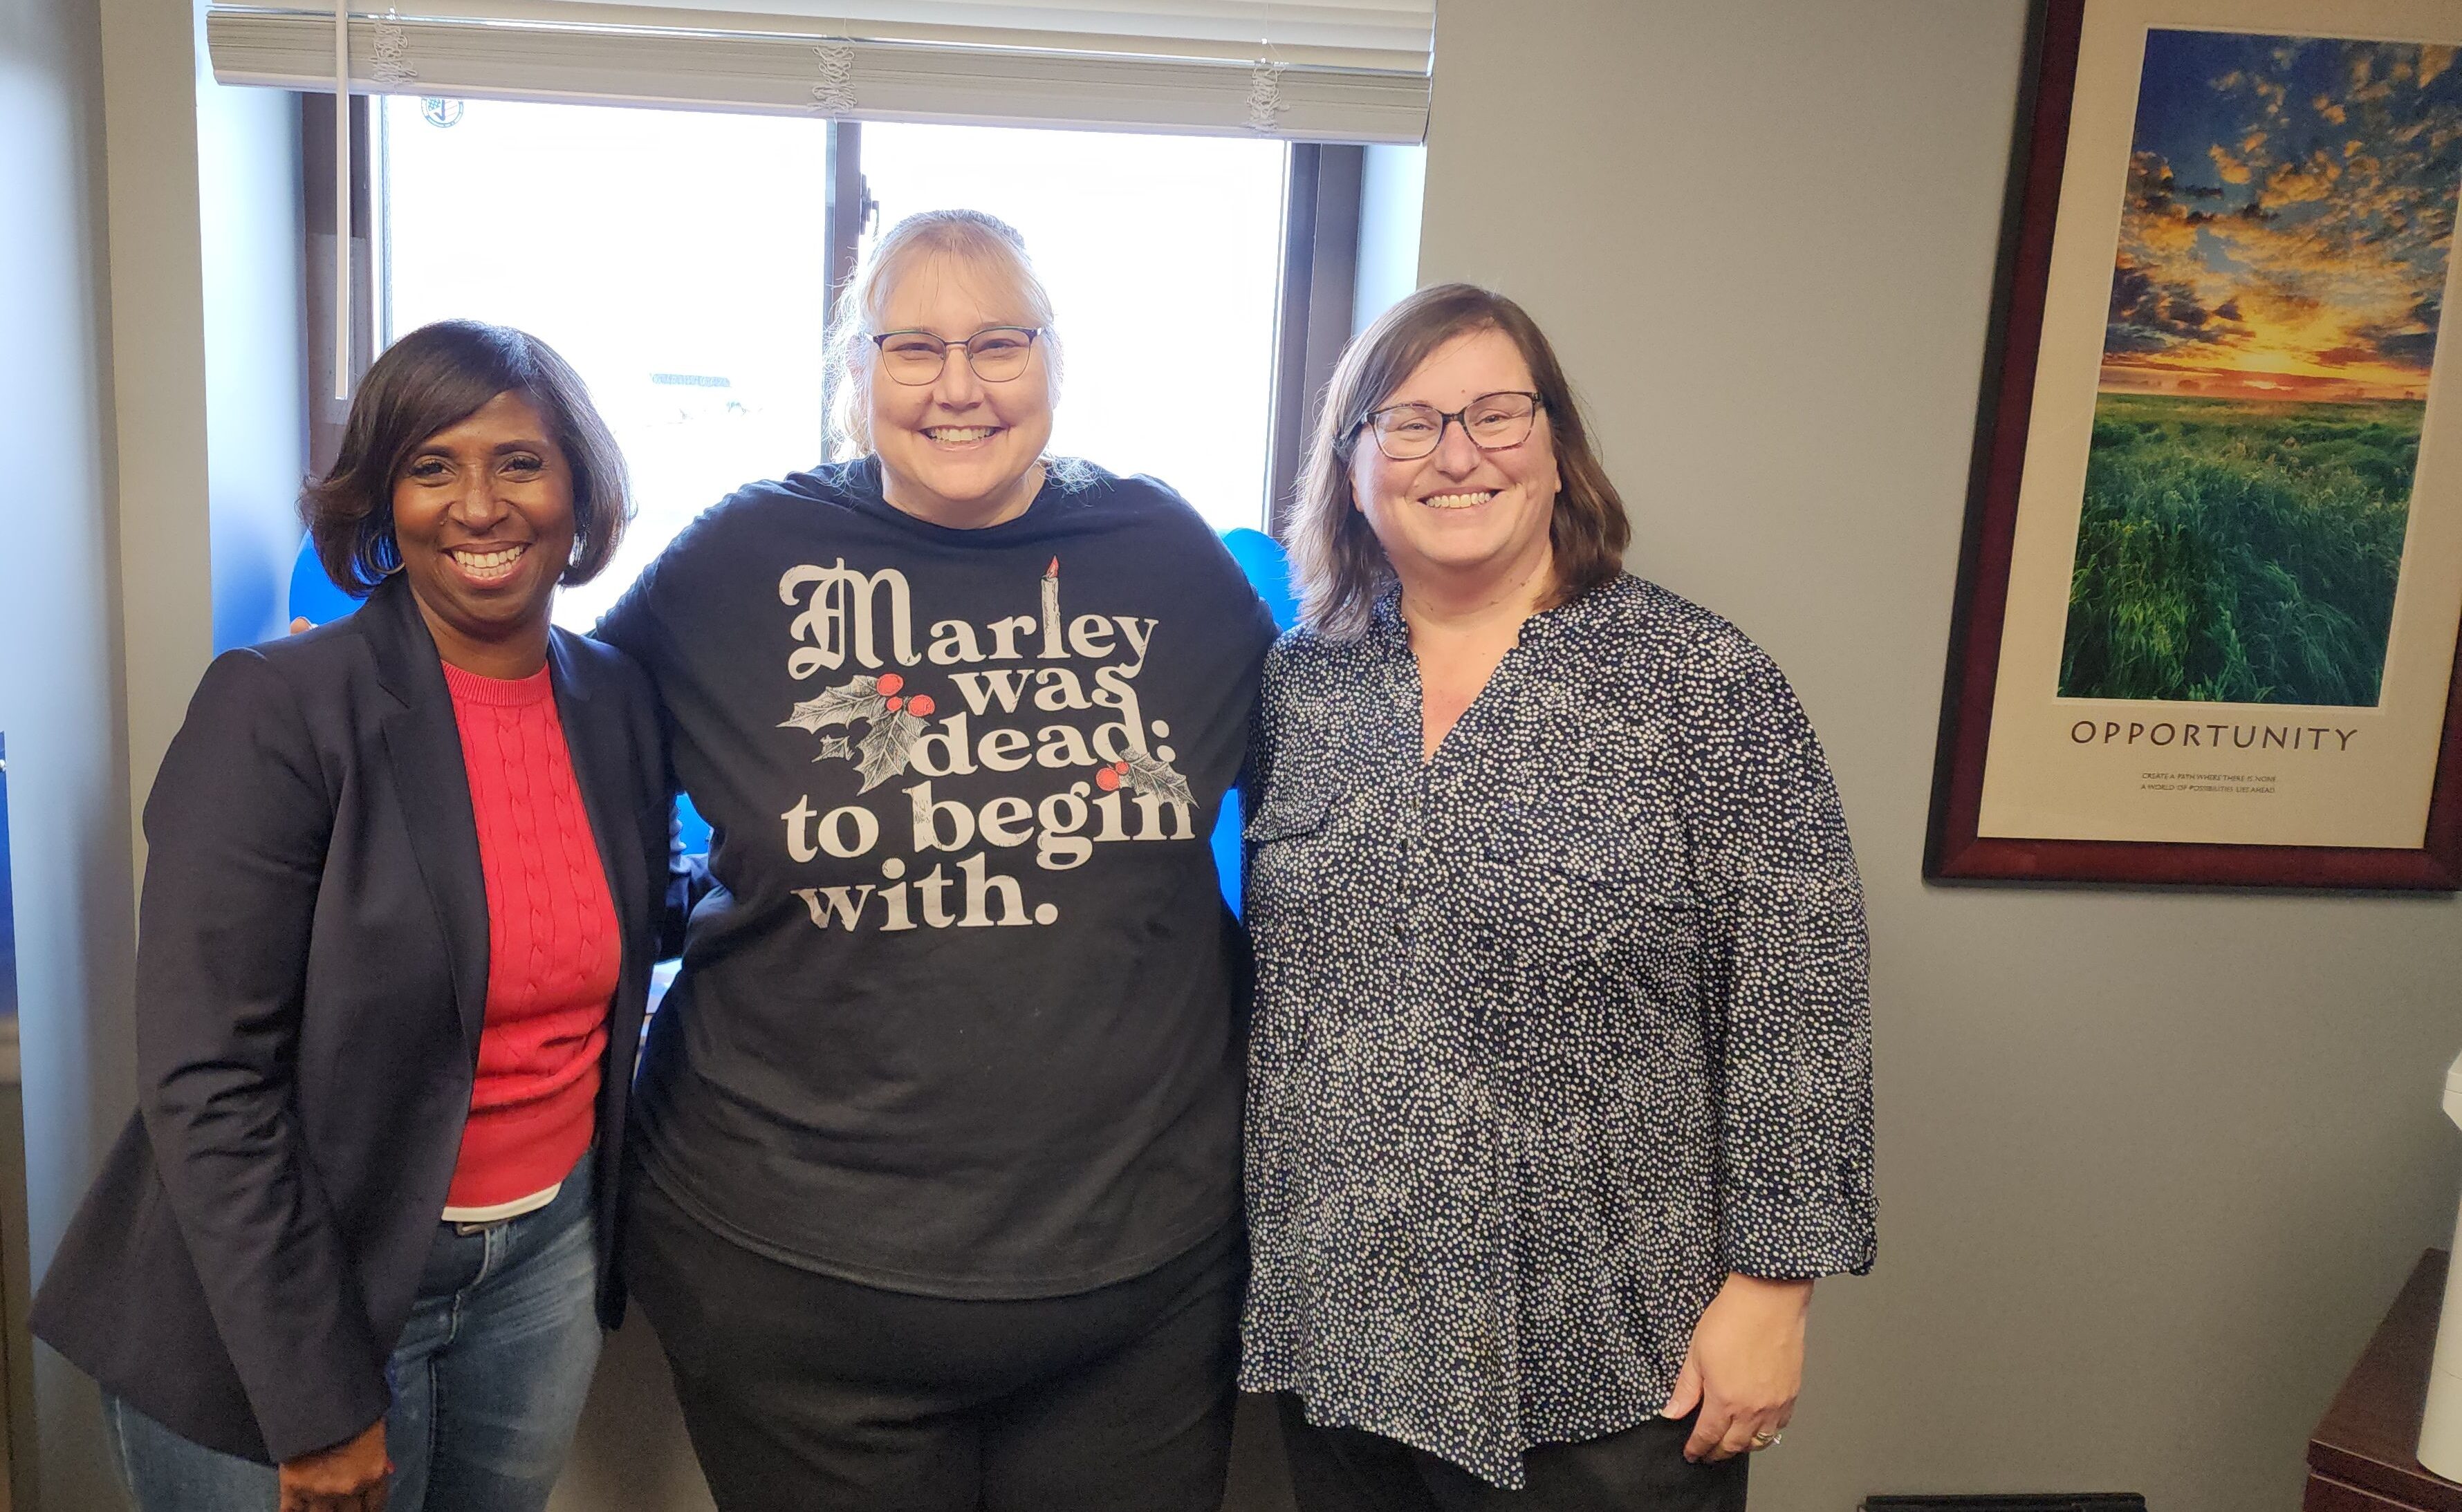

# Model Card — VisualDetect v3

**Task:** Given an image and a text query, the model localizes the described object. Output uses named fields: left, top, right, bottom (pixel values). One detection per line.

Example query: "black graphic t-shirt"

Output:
left=598, top=458, right=1276, bottom=1298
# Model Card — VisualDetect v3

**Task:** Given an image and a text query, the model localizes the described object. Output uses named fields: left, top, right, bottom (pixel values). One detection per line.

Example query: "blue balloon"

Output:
left=287, top=532, right=363, bottom=628
left=674, top=794, right=712, bottom=854
left=1211, top=528, right=1296, bottom=916
left=1220, top=527, right=1298, bottom=633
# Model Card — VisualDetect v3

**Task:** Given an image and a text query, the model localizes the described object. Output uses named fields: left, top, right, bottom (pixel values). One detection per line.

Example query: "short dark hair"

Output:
left=302, top=320, right=631, bottom=596
left=1287, top=283, right=1629, bottom=639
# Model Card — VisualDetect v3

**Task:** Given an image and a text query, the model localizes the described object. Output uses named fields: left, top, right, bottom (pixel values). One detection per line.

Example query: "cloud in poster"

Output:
left=2100, top=32, right=2462, bottom=401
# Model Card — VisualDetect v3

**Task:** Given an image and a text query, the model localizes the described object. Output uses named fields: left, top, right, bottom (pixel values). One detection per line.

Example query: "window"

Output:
left=853, top=122, right=1287, bottom=537
left=380, top=100, right=831, bottom=630
left=376, top=97, right=1308, bottom=631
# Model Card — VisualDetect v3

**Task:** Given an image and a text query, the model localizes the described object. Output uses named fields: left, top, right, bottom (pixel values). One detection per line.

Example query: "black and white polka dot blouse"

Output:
left=1237, top=572, right=1876, bottom=1489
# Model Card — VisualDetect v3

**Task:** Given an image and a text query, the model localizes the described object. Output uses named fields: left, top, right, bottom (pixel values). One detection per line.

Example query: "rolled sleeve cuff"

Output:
left=252, top=1356, right=394, bottom=1466
left=1716, top=1188, right=1876, bottom=1280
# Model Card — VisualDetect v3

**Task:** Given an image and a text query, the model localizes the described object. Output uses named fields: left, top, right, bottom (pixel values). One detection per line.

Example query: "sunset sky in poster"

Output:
left=2100, top=30, right=2462, bottom=402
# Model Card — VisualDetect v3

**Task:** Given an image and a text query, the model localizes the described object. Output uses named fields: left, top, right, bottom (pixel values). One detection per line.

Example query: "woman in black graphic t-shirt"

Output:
left=597, top=209, right=1275, bottom=1512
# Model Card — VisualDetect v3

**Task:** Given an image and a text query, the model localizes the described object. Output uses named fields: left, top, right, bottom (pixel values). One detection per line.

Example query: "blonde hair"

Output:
left=1287, top=283, right=1629, bottom=640
left=826, top=209, right=1064, bottom=458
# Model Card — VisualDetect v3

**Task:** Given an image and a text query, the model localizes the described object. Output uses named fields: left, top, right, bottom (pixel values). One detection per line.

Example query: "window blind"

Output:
left=205, top=0, right=1436, bottom=142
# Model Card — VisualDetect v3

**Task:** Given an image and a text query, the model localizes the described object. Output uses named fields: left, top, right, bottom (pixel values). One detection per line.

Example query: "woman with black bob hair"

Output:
left=35, top=319, right=673, bottom=1512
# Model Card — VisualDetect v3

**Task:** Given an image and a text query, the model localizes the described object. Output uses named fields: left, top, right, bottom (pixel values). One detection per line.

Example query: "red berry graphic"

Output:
left=1094, top=767, right=1123, bottom=792
left=1113, top=760, right=1131, bottom=774
left=884, top=696, right=905, bottom=712
left=876, top=673, right=905, bottom=696
left=906, top=693, right=936, bottom=717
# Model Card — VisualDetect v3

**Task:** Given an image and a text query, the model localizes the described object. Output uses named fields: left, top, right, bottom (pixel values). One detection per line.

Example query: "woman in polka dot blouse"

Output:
left=1241, top=283, right=1875, bottom=1511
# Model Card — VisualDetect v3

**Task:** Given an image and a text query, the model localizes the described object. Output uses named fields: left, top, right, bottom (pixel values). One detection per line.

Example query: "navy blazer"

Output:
left=31, top=574, right=671, bottom=1465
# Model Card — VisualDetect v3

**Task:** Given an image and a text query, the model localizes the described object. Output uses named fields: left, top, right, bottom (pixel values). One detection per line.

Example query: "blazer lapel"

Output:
left=357, top=577, right=492, bottom=1059
left=549, top=631, right=649, bottom=981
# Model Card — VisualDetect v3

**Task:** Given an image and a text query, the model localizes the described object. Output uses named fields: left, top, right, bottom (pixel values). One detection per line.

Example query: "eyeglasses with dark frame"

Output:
left=870, top=326, right=1043, bottom=386
left=1358, top=391, right=1547, bottom=461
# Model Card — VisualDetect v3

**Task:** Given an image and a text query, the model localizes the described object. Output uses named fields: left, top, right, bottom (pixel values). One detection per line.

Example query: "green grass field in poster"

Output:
left=2059, top=392, right=2418, bottom=707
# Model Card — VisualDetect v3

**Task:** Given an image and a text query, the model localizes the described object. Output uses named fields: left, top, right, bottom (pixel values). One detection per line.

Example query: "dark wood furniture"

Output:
left=2307, top=1250, right=2462, bottom=1511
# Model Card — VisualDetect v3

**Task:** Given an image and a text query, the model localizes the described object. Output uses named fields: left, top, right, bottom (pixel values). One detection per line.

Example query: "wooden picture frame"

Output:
left=1925, top=0, right=2462, bottom=888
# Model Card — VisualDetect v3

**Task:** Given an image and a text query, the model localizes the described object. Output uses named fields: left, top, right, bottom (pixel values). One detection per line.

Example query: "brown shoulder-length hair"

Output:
left=303, top=319, right=631, bottom=595
left=1286, top=283, right=1629, bottom=640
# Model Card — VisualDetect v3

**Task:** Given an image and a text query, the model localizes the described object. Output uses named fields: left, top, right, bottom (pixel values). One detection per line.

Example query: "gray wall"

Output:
left=1418, top=3, right=2462, bottom=1509
left=0, top=0, right=138, bottom=1503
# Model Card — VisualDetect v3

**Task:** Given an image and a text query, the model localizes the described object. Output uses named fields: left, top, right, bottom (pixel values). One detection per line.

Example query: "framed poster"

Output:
left=1928, top=0, right=2462, bottom=887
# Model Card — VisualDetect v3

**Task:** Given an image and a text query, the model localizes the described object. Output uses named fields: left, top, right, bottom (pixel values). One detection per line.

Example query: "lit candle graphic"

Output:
left=1040, top=556, right=1064, bottom=659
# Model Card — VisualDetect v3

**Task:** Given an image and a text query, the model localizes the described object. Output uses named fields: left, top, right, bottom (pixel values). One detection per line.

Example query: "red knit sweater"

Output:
left=440, top=661, right=618, bottom=1212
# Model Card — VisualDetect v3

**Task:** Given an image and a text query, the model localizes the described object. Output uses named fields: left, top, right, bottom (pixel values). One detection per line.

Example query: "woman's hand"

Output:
left=1660, top=1273, right=1813, bottom=1462
left=279, top=1419, right=391, bottom=1512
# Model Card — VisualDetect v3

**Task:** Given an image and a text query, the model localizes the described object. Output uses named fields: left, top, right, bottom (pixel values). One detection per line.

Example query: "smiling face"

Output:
left=868, top=250, right=1056, bottom=530
left=1349, top=324, right=1562, bottom=605
left=391, top=389, right=575, bottom=675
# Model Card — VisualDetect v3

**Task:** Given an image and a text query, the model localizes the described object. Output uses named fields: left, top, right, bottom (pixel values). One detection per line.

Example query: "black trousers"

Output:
left=1277, top=1394, right=1748, bottom=1512
left=624, top=1173, right=1242, bottom=1512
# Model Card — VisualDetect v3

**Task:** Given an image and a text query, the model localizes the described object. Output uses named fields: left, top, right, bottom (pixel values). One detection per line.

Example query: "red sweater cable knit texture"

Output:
left=440, top=660, right=617, bottom=1212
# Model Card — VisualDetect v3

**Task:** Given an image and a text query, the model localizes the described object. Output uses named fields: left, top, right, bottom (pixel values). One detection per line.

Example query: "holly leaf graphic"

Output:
left=1121, top=751, right=1194, bottom=806
left=855, top=709, right=927, bottom=792
left=781, top=675, right=886, bottom=734
left=811, top=735, right=853, bottom=763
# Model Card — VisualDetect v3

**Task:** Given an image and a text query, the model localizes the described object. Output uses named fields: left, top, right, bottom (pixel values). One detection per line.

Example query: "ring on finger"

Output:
left=1748, top=1429, right=1784, bottom=1450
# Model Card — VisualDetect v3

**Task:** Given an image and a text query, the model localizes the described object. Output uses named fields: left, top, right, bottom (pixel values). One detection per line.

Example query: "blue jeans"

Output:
left=104, top=1152, right=603, bottom=1512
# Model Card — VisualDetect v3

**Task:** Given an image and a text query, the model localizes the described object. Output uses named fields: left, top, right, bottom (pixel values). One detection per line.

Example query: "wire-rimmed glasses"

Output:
left=1360, top=391, right=1544, bottom=460
left=871, top=326, right=1043, bottom=386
